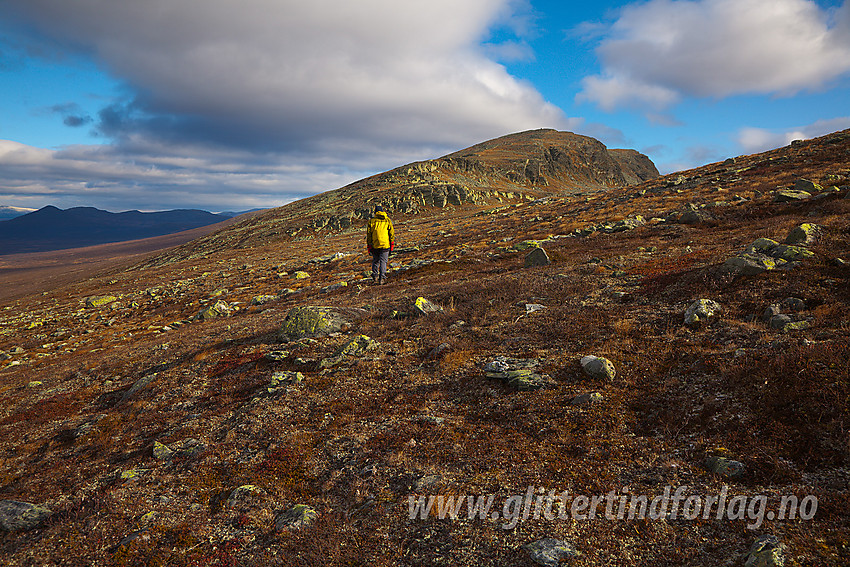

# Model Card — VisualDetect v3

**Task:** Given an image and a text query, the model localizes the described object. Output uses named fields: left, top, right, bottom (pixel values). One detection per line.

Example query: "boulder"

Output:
left=484, top=357, right=552, bottom=390
left=723, top=254, right=777, bottom=275
left=571, top=392, right=603, bottom=405
left=85, top=295, right=117, bottom=308
left=784, top=223, right=821, bottom=246
left=684, top=299, right=722, bottom=325
left=275, top=504, right=318, bottom=531
left=580, top=355, right=616, bottom=381
left=794, top=178, right=822, bottom=193
left=280, top=306, right=358, bottom=339
left=774, top=189, right=811, bottom=202
left=704, top=456, right=745, bottom=479
left=769, top=314, right=793, bottom=330
left=744, top=535, right=786, bottom=567
left=414, top=297, right=443, bottom=315
left=192, top=299, right=233, bottom=321
left=522, top=538, right=579, bottom=567
left=0, top=500, right=51, bottom=531
left=525, top=247, right=551, bottom=267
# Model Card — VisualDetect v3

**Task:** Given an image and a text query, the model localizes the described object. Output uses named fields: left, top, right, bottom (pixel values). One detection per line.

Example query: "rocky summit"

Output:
left=1, top=129, right=849, bottom=566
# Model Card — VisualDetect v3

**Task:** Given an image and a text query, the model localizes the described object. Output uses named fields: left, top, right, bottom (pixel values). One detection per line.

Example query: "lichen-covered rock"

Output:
left=769, top=314, right=793, bottom=330
left=226, top=485, right=267, bottom=511
left=684, top=299, right=722, bottom=325
left=704, top=456, right=745, bottom=479
left=744, top=535, right=786, bottom=567
left=785, top=223, right=821, bottom=246
left=251, top=295, right=279, bottom=305
left=794, top=178, right=822, bottom=193
left=336, top=335, right=378, bottom=358
left=774, top=189, right=811, bottom=202
left=153, top=441, right=173, bottom=460
left=522, top=538, right=579, bottom=567
left=580, top=355, right=616, bottom=381
left=484, top=357, right=552, bottom=390
left=192, top=299, right=233, bottom=321
left=85, top=295, right=117, bottom=308
left=270, top=371, right=304, bottom=387
left=275, top=504, right=318, bottom=531
left=723, top=254, right=778, bottom=275
left=571, top=392, right=603, bottom=405
left=320, top=281, right=348, bottom=293
left=0, top=500, right=51, bottom=531
left=414, top=297, right=443, bottom=315
left=280, top=306, right=351, bottom=339
left=292, top=271, right=310, bottom=279
left=525, top=247, right=551, bottom=267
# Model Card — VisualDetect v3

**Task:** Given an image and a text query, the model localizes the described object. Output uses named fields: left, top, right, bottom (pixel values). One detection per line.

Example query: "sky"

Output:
left=1, top=0, right=849, bottom=213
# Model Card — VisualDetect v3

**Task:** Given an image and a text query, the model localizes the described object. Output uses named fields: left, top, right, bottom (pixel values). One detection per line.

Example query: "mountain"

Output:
left=0, top=206, right=232, bottom=255
left=1, top=129, right=849, bottom=565
left=0, top=205, right=36, bottom=221
left=135, top=129, right=659, bottom=266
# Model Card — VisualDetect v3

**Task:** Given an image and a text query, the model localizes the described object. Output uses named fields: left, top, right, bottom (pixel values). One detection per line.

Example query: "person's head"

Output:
left=374, top=205, right=384, bottom=214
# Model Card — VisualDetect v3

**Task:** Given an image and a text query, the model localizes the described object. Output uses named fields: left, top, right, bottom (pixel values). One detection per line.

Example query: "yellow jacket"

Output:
left=367, top=211, right=395, bottom=249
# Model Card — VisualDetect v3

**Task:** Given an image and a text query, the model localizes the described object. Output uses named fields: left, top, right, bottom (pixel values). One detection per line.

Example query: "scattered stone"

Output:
left=85, top=295, right=118, bottom=308
left=121, top=468, right=149, bottom=481
left=580, top=355, right=616, bottom=381
left=336, top=335, right=378, bottom=358
left=679, top=205, right=710, bottom=224
left=192, top=299, right=234, bottom=321
left=26, top=381, right=42, bottom=388
left=226, top=485, right=267, bottom=511
left=704, top=456, right=745, bottom=479
left=525, top=303, right=546, bottom=315
left=525, top=247, right=551, bottom=267
left=280, top=306, right=359, bottom=339
left=774, top=189, right=811, bottom=202
left=794, top=178, right=822, bottom=193
left=769, top=314, right=793, bottom=330
left=522, top=538, right=579, bottom=567
left=292, top=271, right=310, bottom=279
left=121, top=374, right=158, bottom=403
left=153, top=441, right=173, bottom=460
left=275, top=504, right=318, bottom=531
left=684, top=299, right=722, bottom=325
left=571, top=392, right=603, bottom=405
left=320, top=281, right=348, bottom=294
left=781, top=297, right=806, bottom=312
left=0, top=500, right=52, bottom=531
left=414, top=297, right=443, bottom=315
left=251, top=295, right=279, bottom=305
left=762, top=304, right=782, bottom=323
left=511, top=240, right=541, bottom=252
left=265, top=350, right=289, bottom=362
left=426, top=343, right=450, bottom=360
left=483, top=356, right=552, bottom=390
left=271, top=371, right=304, bottom=387
left=784, top=223, right=821, bottom=246
left=723, top=253, right=778, bottom=275
left=413, top=475, right=442, bottom=491
left=744, top=535, right=786, bottom=567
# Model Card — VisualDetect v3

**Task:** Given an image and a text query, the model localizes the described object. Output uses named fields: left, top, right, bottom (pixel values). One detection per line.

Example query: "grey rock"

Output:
left=794, top=178, right=822, bottom=193
left=769, top=314, right=793, bottom=330
left=522, top=538, right=579, bottom=567
left=744, top=535, right=786, bottom=567
left=275, top=504, right=318, bottom=531
left=580, top=355, right=616, bottom=381
left=722, top=254, right=778, bottom=275
left=762, top=304, right=782, bottom=323
left=781, top=297, right=806, bottom=312
left=704, top=456, right=745, bottom=479
left=0, top=500, right=51, bottom=531
left=684, top=299, right=722, bottom=325
left=525, top=247, right=551, bottom=267
left=571, top=392, right=603, bottom=405
left=413, top=297, right=443, bottom=315
left=784, top=223, right=821, bottom=246
left=774, top=189, right=812, bottom=202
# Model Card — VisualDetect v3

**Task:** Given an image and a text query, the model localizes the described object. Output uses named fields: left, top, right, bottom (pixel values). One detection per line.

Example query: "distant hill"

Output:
left=0, top=205, right=36, bottom=221
left=0, top=206, right=233, bottom=255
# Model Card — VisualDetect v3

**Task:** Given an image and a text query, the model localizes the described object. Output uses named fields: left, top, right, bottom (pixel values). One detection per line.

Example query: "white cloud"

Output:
left=737, top=116, right=850, bottom=153
left=0, top=0, right=586, bottom=209
left=579, top=0, right=850, bottom=112
left=3, top=0, right=569, bottom=152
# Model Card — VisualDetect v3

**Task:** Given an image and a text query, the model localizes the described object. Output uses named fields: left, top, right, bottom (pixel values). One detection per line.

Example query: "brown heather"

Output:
left=0, top=129, right=849, bottom=565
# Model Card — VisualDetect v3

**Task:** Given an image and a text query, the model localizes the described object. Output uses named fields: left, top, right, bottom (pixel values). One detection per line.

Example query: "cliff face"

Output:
left=135, top=129, right=658, bottom=266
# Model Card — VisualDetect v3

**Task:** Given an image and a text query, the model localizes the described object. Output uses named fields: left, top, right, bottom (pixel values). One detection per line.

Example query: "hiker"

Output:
left=366, top=205, right=395, bottom=285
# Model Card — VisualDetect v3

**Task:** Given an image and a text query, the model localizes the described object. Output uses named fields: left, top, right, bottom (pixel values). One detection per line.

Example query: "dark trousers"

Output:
left=371, top=248, right=390, bottom=281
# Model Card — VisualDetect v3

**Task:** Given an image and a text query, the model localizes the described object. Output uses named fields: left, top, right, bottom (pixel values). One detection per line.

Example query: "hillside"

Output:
left=0, top=206, right=235, bottom=255
left=0, top=129, right=848, bottom=566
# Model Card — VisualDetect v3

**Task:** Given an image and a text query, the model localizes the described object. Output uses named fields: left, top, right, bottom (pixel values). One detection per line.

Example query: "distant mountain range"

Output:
left=0, top=206, right=254, bottom=255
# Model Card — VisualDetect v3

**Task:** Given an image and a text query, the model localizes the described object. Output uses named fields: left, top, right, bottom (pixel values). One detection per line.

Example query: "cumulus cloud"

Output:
left=578, top=0, right=850, bottom=112
left=3, top=0, right=569, bottom=153
left=0, top=0, right=588, bottom=209
left=737, top=116, right=850, bottom=152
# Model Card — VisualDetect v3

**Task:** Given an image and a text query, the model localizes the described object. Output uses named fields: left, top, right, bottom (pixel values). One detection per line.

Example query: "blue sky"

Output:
left=1, top=0, right=849, bottom=212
